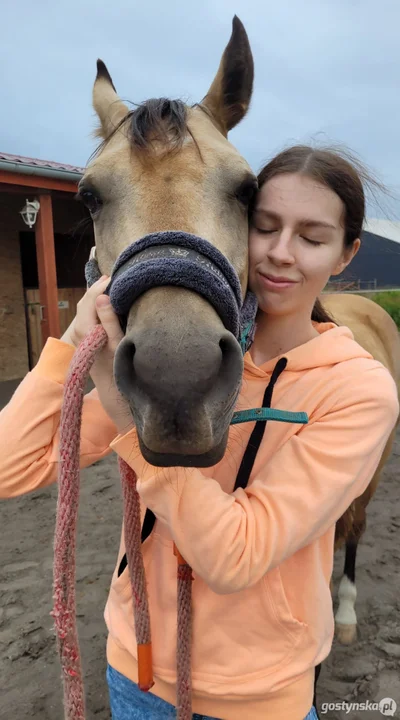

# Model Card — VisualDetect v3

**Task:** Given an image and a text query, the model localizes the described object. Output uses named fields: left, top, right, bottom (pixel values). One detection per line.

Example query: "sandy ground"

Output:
left=0, top=423, right=399, bottom=720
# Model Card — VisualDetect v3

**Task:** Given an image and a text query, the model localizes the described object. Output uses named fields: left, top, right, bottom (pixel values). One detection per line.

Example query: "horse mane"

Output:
left=130, top=98, right=187, bottom=152
left=91, top=98, right=202, bottom=161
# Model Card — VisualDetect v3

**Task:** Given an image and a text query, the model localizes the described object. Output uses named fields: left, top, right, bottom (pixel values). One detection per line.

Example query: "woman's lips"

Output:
left=259, top=273, right=298, bottom=291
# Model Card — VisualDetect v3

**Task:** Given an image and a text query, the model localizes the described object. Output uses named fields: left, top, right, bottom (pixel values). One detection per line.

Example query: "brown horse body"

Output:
left=323, top=292, right=400, bottom=643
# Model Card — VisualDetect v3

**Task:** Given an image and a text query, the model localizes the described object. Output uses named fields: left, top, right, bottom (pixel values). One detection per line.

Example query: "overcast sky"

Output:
left=1, top=0, right=399, bottom=217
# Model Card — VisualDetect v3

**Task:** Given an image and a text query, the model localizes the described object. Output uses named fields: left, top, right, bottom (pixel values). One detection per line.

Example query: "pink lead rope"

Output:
left=52, top=324, right=193, bottom=720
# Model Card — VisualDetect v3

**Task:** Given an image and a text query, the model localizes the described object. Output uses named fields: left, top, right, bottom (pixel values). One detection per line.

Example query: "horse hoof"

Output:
left=335, top=622, right=357, bottom=645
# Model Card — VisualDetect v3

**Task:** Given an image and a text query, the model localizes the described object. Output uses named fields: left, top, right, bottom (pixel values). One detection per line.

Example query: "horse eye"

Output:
left=235, top=179, right=258, bottom=206
left=78, top=189, right=103, bottom=215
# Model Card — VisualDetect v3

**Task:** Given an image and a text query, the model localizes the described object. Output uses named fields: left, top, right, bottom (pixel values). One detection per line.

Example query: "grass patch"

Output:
left=367, top=290, right=400, bottom=329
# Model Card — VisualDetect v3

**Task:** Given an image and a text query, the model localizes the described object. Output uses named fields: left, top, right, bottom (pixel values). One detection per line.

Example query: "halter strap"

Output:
left=85, top=236, right=258, bottom=353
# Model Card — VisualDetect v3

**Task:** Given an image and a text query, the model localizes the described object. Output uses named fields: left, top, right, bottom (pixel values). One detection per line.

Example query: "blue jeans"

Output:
left=107, top=664, right=319, bottom=719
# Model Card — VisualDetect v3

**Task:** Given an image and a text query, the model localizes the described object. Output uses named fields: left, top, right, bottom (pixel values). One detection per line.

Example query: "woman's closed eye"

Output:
left=255, top=226, right=277, bottom=235
left=301, top=236, right=323, bottom=246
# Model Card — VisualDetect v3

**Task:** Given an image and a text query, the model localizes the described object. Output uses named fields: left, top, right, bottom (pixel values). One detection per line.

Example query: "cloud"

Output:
left=0, top=0, right=398, bottom=216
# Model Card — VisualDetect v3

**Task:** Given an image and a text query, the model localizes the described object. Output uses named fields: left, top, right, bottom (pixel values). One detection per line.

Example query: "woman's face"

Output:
left=249, top=173, right=360, bottom=318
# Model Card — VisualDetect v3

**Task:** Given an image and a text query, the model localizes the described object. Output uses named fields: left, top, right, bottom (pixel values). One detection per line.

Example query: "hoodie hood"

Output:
left=244, top=322, right=373, bottom=377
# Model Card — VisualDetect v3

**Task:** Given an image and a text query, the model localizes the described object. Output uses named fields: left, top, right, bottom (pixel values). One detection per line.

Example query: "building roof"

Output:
left=364, top=218, right=400, bottom=245
left=0, top=151, right=84, bottom=175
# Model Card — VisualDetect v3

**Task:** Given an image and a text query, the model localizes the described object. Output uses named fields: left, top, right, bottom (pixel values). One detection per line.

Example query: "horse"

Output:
left=322, top=292, right=400, bottom=644
left=86, top=16, right=256, bottom=469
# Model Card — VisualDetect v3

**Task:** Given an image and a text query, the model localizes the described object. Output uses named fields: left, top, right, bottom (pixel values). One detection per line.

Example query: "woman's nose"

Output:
left=267, top=231, right=295, bottom=264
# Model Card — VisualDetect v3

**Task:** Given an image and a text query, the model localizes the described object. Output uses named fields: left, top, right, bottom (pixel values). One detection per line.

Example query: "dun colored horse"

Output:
left=88, top=17, right=255, bottom=468
left=323, top=292, right=400, bottom=643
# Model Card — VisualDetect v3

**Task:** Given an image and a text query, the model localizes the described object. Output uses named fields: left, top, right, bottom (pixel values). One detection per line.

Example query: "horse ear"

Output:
left=93, top=60, right=130, bottom=139
left=201, top=16, right=254, bottom=135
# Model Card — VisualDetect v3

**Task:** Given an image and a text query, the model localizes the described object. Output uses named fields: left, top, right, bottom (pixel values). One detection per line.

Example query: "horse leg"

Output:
left=332, top=427, right=398, bottom=645
left=334, top=538, right=359, bottom=644
left=335, top=505, right=367, bottom=645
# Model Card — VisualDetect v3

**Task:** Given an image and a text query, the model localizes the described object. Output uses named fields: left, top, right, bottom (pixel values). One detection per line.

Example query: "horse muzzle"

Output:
left=85, top=231, right=258, bottom=465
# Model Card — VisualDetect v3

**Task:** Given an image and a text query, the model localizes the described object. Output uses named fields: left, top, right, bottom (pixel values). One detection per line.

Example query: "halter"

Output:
left=85, top=231, right=308, bottom=427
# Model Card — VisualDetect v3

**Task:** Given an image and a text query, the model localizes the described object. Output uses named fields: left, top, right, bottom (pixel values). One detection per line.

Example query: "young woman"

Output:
left=0, top=146, right=398, bottom=720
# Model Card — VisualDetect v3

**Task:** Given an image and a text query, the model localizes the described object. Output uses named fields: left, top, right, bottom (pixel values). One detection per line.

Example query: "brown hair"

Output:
left=92, top=97, right=212, bottom=165
left=255, top=145, right=371, bottom=324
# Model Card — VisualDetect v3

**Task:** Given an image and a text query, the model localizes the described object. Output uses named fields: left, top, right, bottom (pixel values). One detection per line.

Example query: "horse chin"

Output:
left=137, top=428, right=229, bottom=468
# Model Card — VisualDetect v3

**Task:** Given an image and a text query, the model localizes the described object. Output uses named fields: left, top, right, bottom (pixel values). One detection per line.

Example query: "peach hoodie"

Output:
left=0, top=322, right=398, bottom=720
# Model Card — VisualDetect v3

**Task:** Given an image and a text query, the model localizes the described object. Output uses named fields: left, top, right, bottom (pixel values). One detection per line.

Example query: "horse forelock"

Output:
left=91, top=97, right=202, bottom=163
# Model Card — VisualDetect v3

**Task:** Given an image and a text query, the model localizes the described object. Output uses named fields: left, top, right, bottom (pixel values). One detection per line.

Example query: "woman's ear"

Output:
left=331, top=238, right=361, bottom=276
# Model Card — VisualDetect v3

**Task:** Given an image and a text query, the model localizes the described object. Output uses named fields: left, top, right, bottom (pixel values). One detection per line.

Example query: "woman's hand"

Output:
left=61, top=275, right=110, bottom=348
left=61, top=277, right=135, bottom=436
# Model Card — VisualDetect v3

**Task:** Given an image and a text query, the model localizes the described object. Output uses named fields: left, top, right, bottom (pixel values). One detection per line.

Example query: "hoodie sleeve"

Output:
left=110, top=364, right=399, bottom=594
left=0, top=337, right=117, bottom=499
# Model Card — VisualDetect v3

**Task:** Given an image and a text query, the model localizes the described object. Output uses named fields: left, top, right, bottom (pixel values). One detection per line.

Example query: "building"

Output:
left=329, top=219, right=400, bottom=291
left=0, top=151, right=91, bottom=383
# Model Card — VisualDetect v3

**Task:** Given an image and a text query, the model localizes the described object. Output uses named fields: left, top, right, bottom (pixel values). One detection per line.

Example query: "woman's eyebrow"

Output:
left=301, top=219, right=337, bottom=231
left=254, top=208, right=336, bottom=231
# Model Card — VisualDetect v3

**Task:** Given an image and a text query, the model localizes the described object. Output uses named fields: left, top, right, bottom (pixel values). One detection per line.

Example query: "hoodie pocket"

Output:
left=263, top=565, right=308, bottom=643
left=190, top=565, right=307, bottom=687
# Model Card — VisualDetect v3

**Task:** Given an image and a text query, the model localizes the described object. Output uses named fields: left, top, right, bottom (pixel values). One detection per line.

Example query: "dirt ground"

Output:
left=0, top=424, right=399, bottom=720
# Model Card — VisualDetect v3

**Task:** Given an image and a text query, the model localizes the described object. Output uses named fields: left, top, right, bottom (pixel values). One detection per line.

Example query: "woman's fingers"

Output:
left=77, top=276, right=109, bottom=315
left=88, top=284, right=133, bottom=431
left=61, top=276, right=110, bottom=347
left=96, top=294, right=124, bottom=351
left=88, top=275, right=110, bottom=296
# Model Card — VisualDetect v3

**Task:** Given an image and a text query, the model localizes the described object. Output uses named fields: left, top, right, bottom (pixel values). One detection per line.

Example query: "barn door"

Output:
left=25, top=289, right=42, bottom=368
left=25, top=288, right=85, bottom=368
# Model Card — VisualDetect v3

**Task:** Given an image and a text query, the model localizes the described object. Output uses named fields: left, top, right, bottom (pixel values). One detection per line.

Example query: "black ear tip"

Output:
left=96, top=59, right=106, bottom=74
left=96, top=59, right=117, bottom=92
left=232, top=15, right=244, bottom=31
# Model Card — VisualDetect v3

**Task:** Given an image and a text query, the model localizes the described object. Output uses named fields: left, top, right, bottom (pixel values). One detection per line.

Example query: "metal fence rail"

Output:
left=324, top=279, right=378, bottom=292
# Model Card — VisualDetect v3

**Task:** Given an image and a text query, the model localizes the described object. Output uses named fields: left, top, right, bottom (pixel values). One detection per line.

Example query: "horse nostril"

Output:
left=219, top=337, right=229, bottom=354
left=216, top=331, right=243, bottom=397
left=219, top=333, right=240, bottom=369
left=123, top=339, right=136, bottom=372
left=114, top=337, right=136, bottom=400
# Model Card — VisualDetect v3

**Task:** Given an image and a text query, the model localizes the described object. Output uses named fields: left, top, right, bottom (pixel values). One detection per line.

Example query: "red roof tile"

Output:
left=0, top=151, right=84, bottom=174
